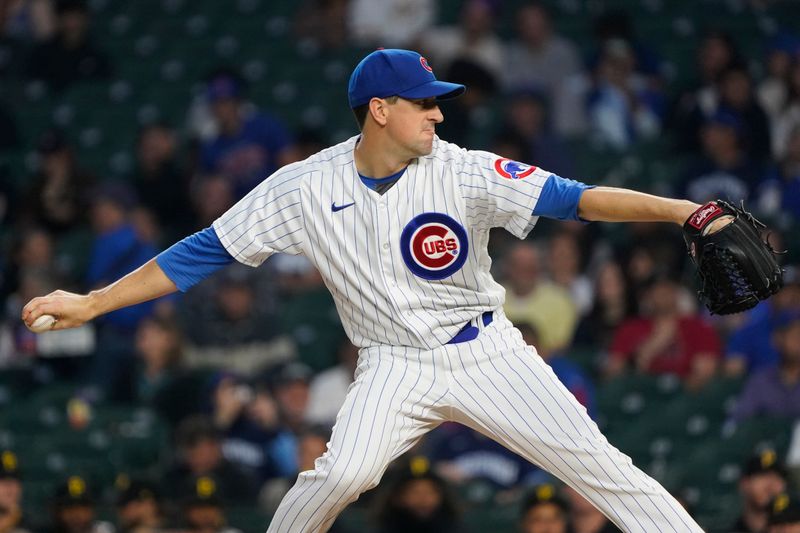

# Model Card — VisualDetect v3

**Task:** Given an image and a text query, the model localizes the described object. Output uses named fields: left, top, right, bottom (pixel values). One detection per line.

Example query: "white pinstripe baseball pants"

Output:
left=266, top=313, right=704, bottom=533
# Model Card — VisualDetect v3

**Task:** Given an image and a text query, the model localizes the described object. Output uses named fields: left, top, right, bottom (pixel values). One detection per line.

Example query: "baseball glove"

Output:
left=683, top=200, right=783, bottom=315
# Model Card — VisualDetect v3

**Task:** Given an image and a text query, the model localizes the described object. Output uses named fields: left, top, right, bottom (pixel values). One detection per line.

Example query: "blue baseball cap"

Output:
left=348, top=49, right=466, bottom=108
left=206, top=74, right=242, bottom=102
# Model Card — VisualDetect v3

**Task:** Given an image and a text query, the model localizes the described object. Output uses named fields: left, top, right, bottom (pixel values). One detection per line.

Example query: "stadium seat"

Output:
left=596, top=373, right=681, bottom=433
left=227, top=507, right=272, bottom=532
left=0, top=368, right=34, bottom=409
left=278, top=287, right=345, bottom=373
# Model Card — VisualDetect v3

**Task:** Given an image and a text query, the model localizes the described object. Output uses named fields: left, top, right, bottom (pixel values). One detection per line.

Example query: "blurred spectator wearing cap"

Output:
left=430, top=421, right=545, bottom=500
left=179, top=263, right=291, bottom=374
left=259, top=425, right=330, bottom=516
left=502, top=241, right=577, bottom=354
left=375, top=456, right=464, bottom=533
left=132, top=123, right=192, bottom=241
left=25, top=0, right=110, bottom=91
left=181, top=264, right=277, bottom=349
left=114, top=478, right=164, bottom=533
left=768, top=493, right=800, bottom=532
left=725, top=269, right=800, bottom=377
left=199, top=70, right=299, bottom=199
left=496, top=91, right=574, bottom=178
left=607, top=277, right=721, bottom=390
left=46, top=476, right=113, bottom=533
left=590, top=9, right=663, bottom=80
left=206, top=372, right=290, bottom=484
left=86, top=182, right=156, bottom=304
left=181, top=477, right=242, bottom=533
left=716, top=66, right=772, bottom=161
left=0, top=451, right=30, bottom=533
left=757, top=127, right=800, bottom=222
left=587, top=38, right=663, bottom=150
left=270, top=362, right=312, bottom=440
left=164, top=415, right=257, bottom=506
left=679, top=110, right=761, bottom=204
left=418, top=0, right=504, bottom=81
left=503, top=2, right=586, bottom=137
left=305, top=338, right=358, bottom=427
left=347, top=0, right=434, bottom=49
left=519, top=484, right=568, bottom=533
left=728, top=451, right=788, bottom=533
left=732, top=316, right=800, bottom=422
left=562, top=485, right=621, bottom=533
left=21, top=129, right=94, bottom=236
left=673, top=29, right=744, bottom=153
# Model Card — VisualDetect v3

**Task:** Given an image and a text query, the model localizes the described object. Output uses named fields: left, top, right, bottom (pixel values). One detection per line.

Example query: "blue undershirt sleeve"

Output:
left=156, top=226, right=234, bottom=292
left=532, top=174, right=595, bottom=222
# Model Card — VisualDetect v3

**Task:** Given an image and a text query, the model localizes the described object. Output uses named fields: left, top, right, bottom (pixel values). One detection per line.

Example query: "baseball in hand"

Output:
left=28, top=314, right=57, bottom=333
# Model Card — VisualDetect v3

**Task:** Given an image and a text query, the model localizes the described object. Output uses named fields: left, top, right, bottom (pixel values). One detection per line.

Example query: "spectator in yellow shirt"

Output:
left=502, top=241, right=577, bottom=353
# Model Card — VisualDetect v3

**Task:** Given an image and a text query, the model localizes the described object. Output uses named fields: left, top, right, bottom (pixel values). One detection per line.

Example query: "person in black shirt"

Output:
left=163, top=416, right=257, bottom=507
left=26, top=0, right=110, bottom=91
left=375, top=456, right=464, bottom=533
left=730, top=450, right=788, bottom=533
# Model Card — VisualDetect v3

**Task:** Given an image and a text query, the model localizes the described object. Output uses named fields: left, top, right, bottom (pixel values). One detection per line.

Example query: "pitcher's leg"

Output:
left=267, top=348, right=446, bottom=533
left=447, top=331, right=703, bottom=533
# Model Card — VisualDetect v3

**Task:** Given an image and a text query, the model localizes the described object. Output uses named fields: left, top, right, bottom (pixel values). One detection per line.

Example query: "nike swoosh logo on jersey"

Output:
left=331, top=202, right=355, bottom=212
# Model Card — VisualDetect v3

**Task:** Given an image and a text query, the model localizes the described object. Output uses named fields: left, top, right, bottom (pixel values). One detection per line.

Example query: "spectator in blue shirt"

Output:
left=86, top=182, right=158, bottom=331
left=725, top=267, right=800, bottom=377
left=679, top=110, right=762, bottom=204
left=431, top=422, right=545, bottom=494
left=732, top=315, right=800, bottom=422
left=586, top=38, right=663, bottom=150
left=200, top=71, right=299, bottom=199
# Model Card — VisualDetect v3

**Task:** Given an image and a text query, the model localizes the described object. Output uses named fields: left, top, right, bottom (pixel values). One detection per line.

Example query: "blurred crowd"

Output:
left=2, top=446, right=800, bottom=533
left=1, top=0, right=800, bottom=532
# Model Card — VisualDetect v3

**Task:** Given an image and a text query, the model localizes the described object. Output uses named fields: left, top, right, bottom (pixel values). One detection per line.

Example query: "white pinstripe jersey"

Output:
left=213, top=135, right=551, bottom=349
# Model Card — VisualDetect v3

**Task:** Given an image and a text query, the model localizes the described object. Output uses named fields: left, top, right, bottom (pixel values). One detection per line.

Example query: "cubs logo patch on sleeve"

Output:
left=400, top=213, right=469, bottom=280
left=494, top=158, right=537, bottom=180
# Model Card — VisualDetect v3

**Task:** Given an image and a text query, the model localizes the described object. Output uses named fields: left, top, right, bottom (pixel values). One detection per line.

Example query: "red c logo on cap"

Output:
left=420, top=57, right=433, bottom=72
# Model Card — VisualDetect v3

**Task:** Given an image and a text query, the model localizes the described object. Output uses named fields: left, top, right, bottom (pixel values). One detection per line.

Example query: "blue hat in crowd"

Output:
left=206, top=74, right=242, bottom=102
left=348, top=49, right=465, bottom=108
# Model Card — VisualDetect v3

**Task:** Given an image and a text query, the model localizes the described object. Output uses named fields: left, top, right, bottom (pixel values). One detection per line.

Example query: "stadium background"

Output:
left=1, top=0, right=800, bottom=531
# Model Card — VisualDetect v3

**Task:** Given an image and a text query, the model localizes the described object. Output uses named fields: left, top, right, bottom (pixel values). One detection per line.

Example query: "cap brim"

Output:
left=398, top=81, right=466, bottom=102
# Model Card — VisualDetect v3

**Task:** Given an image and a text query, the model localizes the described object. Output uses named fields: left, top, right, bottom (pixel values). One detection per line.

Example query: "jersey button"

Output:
left=382, top=243, right=389, bottom=250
